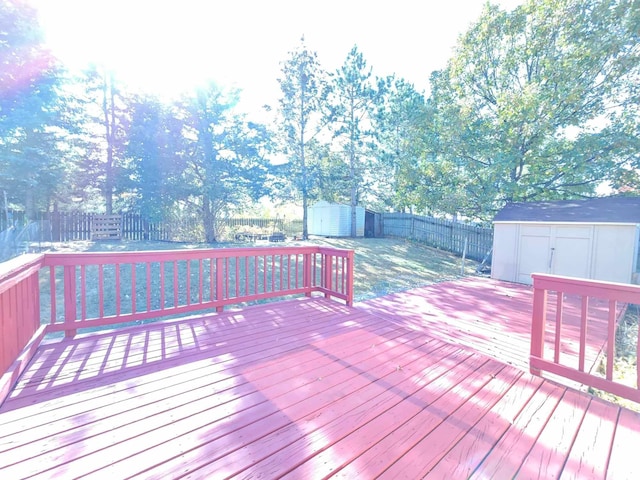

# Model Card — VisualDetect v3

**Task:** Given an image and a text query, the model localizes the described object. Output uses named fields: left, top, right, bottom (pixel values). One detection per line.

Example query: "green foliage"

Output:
left=374, top=77, right=429, bottom=211
left=58, top=66, right=132, bottom=214
left=419, top=0, right=640, bottom=220
left=125, top=95, right=185, bottom=221
left=277, top=38, right=329, bottom=238
left=3, top=0, right=638, bottom=230
left=328, top=46, right=382, bottom=235
left=178, top=83, right=272, bottom=241
left=0, top=0, right=66, bottom=217
left=307, top=142, right=351, bottom=204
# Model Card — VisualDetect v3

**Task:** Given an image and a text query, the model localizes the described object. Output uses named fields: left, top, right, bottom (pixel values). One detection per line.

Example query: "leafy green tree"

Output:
left=179, top=83, right=272, bottom=242
left=100, top=69, right=120, bottom=214
left=425, top=0, right=640, bottom=220
left=0, top=0, right=65, bottom=218
left=53, top=70, right=107, bottom=211
left=305, top=142, right=351, bottom=204
left=51, top=66, right=132, bottom=214
left=374, top=76, right=428, bottom=211
left=328, top=46, right=381, bottom=236
left=125, top=94, right=185, bottom=220
left=277, top=38, right=329, bottom=239
left=88, top=66, right=132, bottom=214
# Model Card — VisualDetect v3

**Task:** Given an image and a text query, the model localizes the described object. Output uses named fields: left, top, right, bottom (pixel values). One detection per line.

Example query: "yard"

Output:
left=42, top=236, right=479, bottom=302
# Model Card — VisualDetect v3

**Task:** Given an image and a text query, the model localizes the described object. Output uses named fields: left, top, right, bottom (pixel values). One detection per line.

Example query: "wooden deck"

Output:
left=1, top=280, right=639, bottom=479
left=359, top=277, right=615, bottom=376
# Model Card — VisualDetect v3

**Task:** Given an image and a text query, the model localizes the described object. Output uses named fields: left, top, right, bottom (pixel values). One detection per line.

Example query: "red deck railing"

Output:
left=0, top=246, right=354, bottom=404
left=0, top=254, right=48, bottom=404
left=531, top=273, right=640, bottom=403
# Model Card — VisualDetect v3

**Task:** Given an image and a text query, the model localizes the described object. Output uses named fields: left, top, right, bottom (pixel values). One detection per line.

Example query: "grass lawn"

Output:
left=305, top=237, right=478, bottom=301
left=44, top=236, right=479, bottom=302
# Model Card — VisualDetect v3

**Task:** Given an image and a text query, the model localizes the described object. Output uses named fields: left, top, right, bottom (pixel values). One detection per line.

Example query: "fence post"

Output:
left=461, top=237, right=468, bottom=275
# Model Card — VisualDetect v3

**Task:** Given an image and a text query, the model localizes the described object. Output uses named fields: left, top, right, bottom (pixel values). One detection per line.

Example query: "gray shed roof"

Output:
left=494, top=196, right=640, bottom=223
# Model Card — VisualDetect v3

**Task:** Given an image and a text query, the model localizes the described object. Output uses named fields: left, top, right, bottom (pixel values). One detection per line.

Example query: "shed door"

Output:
left=517, top=226, right=552, bottom=284
left=553, top=226, right=592, bottom=279
left=517, top=225, right=593, bottom=284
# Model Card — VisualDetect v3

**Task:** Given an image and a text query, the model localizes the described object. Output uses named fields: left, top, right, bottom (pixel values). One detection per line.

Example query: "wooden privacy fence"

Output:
left=0, top=211, right=170, bottom=242
left=381, top=213, right=493, bottom=262
left=0, top=246, right=354, bottom=404
left=531, top=273, right=640, bottom=403
left=1, top=211, right=303, bottom=244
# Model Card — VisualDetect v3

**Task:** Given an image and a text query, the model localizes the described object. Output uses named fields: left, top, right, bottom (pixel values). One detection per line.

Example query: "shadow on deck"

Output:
left=359, top=277, right=614, bottom=376
left=0, top=278, right=638, bottom=478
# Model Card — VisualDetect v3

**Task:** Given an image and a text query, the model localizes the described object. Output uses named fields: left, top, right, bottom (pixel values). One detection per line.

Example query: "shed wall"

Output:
left=491, top=224, right=518, bottom=282
left=592, top=225, right=636, bottom=283
left=308, top=203, right=364, bottom=237
left=491, top=222, right=638, bottom=285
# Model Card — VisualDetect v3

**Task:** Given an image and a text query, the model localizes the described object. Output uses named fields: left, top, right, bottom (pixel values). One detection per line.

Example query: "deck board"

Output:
left=516, top=388, right=591, bottom=479
left=242, top=347, right=480, bottom=479
left=561, top=397, right=618, bottom=479
left=424, top=373, right=545, bottom=479
left=0, top=279, right=638, bottom=479
left=470, top=380, right=570, bottom=479
left=136, top=336, right=455, bottom=478
left=606, top=408, right=640, bottom=479
left=359, top=277, right=612, bottom=375
left=321, top=358, right=511, bottom=479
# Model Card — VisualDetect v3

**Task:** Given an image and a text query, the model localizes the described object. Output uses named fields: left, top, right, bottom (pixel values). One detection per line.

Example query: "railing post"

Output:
left=63, top=265, right=77, bottom=338
left=530, top=275, right=547, bottom=376
left=323, top=253, right=333, bottom=299
left=215, top=257, right=224, bottom=312
left=303, top=252, right=312, bottom=297
left=346, top=250, right=354, bottom=306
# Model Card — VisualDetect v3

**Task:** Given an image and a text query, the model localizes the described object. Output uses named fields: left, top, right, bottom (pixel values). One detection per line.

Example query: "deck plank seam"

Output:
left=0, top=319, right=411, bottom=444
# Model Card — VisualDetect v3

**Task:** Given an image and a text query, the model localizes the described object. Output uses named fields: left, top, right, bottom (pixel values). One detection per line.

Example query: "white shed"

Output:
left=308, top=201, right=365, bottom=237
left=491, top=197, right=640, bottom=285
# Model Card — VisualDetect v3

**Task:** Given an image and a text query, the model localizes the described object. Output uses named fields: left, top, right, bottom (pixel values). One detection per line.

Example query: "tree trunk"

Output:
left=102, top=71, right=114, bottom=214
left=202, top=195, right=216, bottom=243
left=24, top=189, right=34, bottom=222
left=301, top=142, right=309, bottom=240
left=300, top=67, right=309, bottom=241
left=349, top=138, right=357, bottom=238
left=350, top=186, right=357, bottom=238
left=300, top=140, right=309, bottom=240
left=302, top=192, right=308, bottom=240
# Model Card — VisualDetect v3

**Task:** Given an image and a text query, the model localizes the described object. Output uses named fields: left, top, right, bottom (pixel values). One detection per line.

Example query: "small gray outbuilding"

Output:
left=308, top=201, right=365, bottom=237
left=491, top=196, right=640, bottom=285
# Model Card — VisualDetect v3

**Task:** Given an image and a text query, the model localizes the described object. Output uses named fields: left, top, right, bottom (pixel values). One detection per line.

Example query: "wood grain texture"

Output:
left=0, top=283, right=638, bottom=479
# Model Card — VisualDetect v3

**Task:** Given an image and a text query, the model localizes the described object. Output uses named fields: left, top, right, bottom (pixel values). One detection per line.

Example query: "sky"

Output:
left=33, top=0, right=524, bottom=116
